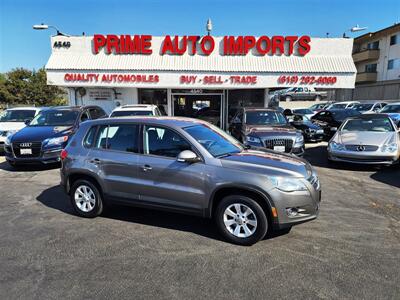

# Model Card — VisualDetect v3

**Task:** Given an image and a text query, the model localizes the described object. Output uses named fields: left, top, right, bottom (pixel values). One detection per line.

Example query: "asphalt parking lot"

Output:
left=0, top=144, right=399, bottom=299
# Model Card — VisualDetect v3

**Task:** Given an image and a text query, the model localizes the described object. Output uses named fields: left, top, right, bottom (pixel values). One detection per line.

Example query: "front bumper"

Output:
left=271, top=176, right=321, bottom=229
left=328, top=149, right=399, bottom=165
left=5, top=145, right=63, bottom=165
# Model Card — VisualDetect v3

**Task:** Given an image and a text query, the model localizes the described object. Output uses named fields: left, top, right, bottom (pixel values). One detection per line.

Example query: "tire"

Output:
left=285, top=95, right=292, bottom=102
left=314, top=95, right=322, bottom=102
left=70, top=179, right=103, bottom=218
left=215, top=195, right=268, bottom=246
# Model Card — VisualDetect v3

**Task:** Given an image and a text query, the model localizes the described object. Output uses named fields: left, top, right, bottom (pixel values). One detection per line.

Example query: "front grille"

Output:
left=345, top=145, right=379, bottom=152
left=12, top=142, right=42, bottom=158
left=263, top=138, right=293, bottom=153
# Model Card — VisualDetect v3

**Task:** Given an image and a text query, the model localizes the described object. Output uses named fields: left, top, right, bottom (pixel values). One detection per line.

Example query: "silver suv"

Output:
left=60, top=117, right=321, bottom=245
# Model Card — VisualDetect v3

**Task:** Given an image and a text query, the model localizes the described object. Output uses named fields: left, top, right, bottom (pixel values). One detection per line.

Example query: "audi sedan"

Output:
left=328, top=114, right=400, bottom=165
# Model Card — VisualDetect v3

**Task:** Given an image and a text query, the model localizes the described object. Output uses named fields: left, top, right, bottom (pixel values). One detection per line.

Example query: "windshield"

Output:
left=110, top=110, right=153, bottom=117
left=342, top=118, right=394, bottom=132
left=184, top=124, right=243, bottom=157
left=293, top=109, right=313, bottom=115
left=331, top=110, right=361, bottom=121
left=245, top=111, right=287, bottom=125
left=329, top=103, right=347, bottom=109
left=381, top=104, right=400, bottom=113
left=30, top=110, right=79, bottom=126
left=353, top=104, right=373, bottom=112
left=0, top=110, right=36, bottom=122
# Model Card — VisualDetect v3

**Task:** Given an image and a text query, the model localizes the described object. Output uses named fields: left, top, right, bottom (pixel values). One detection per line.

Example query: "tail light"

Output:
left=60, top=149, right=68, bottom=160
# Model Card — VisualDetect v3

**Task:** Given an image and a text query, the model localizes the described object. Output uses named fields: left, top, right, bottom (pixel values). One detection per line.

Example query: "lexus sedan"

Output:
left=328, top=114, right=399, bottom=165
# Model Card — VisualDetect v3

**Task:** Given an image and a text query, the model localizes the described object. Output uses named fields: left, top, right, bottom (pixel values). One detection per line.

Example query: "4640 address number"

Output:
left=278, top=75, right=337, bottom=85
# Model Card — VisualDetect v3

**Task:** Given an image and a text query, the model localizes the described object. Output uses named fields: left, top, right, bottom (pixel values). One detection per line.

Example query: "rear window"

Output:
left=110, top=111, right=153, bottom=117
left=83, top=126, right=98, bottom=148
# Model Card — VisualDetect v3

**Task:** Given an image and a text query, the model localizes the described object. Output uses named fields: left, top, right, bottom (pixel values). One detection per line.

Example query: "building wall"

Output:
left=68, top=87, right=138, bottom=114
left=355, top=29, right=400, bottom=82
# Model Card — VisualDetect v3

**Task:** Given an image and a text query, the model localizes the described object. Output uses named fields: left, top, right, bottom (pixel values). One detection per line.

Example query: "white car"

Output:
left=291, top=108, right=315, bottom=119
left=352, top=101, right=387, bottom=114
left=326, top=101, right=360, bottom=110
left=110, top=104, right=163, bottom=118
left=0, top=107, right=43, bottom=151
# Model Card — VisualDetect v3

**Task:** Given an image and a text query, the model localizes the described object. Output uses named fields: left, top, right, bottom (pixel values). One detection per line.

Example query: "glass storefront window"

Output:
left=138, top=89, right=168, bottom=115
left=227, top=89, right=265, bottom=122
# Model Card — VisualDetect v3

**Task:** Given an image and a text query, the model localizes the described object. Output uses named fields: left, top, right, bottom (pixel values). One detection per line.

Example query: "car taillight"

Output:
left=60, top=149, right=68, bottom=160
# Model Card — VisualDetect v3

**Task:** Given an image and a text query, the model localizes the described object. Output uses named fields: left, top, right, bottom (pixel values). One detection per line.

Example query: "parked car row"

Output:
left=2, top=102, right=399, bottom=245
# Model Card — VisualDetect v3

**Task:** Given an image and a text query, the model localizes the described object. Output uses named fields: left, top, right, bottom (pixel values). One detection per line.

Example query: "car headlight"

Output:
left=295, top=134, right=304, bottom=144
left=246, top=136, right=262, bottom=144
left=330, top=127, right=338, bottom=131
left=329, top=141, right=345, bottom=151
left=381, top=143, right=398, bottom=153
left=4, top=135, right=12, bottom=146
left=44, top=135, right=69, bottom=146
left=269, top=176, right=308, bottom=192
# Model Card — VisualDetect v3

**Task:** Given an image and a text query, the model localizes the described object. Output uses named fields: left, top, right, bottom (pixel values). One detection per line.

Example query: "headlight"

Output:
left=44, top=135, right=69, bottom=146
left=246, top=136, right=262, bottom=144
left=295, top=134, right=304, bottom=144
left=329, top=141, right=345, bottom=151
left=330, top=127, right=338, bottom=131
left=381, top=143, right=398, bottom=153
left=269, top=176, right=308, bottom=192
left=4, top=135, right=11, bottom=146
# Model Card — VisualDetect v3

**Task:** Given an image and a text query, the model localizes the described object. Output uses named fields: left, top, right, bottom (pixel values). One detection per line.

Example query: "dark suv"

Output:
left=229, top=108, right=305, bottom=156
left=4, top=106, right=107, bottom=166
left=60, top=117, right=321, bottom=245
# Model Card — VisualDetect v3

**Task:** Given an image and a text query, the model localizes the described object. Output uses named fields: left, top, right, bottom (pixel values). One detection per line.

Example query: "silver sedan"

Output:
left=328, top=114, right=400, bottom=165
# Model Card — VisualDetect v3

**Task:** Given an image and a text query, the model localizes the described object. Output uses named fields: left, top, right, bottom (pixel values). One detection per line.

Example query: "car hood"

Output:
left=293, top=121, right=321, bottom=130
left=334, top=131, right=395, bottom=145
left=10, top=125, right=74, bottom=142
left=220, top=149, right=312, bottom=178
left=0, top=122, right=26, bottom=131
left=245, top=124, right=297, bottom=137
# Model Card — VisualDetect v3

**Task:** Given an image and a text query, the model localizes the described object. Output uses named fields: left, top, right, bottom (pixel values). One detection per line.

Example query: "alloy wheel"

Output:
left=223, top=203, right=257, bottom=238
left=74, top=185, right=96, bottom=212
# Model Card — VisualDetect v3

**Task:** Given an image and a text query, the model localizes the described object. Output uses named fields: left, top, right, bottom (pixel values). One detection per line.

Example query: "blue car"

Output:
left=4, top=106, right=107, bottom=167
left=380, top=102, right=400, bottom=126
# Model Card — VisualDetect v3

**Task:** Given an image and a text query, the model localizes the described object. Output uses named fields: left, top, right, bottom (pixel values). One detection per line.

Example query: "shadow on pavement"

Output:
left=36, top=185, right=290, bottom=243
left=0, top=160, right=60, bottom=172
left=304, top=145, right=400, bottom=188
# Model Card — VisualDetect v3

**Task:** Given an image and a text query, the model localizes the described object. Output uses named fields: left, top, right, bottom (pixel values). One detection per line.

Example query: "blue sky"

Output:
left=0, top=0, right=399, bottom=72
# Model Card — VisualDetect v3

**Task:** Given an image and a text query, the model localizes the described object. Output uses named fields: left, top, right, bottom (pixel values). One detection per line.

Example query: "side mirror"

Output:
left=177, top=150, right=201, bottom=163
left=24, top=119, right=31, bottom=125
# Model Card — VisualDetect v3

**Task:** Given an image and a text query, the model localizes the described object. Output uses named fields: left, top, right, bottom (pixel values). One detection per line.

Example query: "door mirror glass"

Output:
left=177, top=150, right=200, bottom=163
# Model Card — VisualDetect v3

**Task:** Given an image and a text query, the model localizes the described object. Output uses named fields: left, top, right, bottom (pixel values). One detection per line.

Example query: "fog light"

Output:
left=286, top=207, right=298, bottom=217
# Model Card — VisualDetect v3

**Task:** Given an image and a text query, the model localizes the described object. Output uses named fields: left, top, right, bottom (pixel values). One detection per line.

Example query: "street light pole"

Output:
left=342, top=25, right=367, bottom=38
left=32, top=23, right=69, bottom=36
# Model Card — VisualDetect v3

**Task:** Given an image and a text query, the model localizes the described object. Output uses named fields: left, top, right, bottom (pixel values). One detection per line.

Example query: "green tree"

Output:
left=0, top=68, right=67, bottom=107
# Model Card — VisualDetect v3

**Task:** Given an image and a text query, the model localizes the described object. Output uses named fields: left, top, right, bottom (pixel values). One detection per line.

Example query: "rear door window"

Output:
left=94, top=124, right=139, bottom=153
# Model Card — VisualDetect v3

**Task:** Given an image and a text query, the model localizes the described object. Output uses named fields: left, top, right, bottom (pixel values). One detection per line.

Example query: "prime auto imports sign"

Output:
left=92, top=34, right=311, bottom=56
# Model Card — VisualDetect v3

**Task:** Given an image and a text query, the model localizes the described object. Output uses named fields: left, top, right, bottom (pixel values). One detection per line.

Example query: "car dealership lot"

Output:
left=0, top=145, right=399, bottom=300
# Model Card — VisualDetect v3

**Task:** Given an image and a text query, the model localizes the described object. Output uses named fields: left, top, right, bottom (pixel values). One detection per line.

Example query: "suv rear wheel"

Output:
left=70, top=179, right=103, bottom=218
left=215, top=195, right=268, bottom=245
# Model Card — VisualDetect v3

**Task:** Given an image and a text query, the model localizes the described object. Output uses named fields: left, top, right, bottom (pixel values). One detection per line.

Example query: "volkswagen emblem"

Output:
left=356, top=145, right=365, bottom=152
left=20, top=142, right=32, bottom=148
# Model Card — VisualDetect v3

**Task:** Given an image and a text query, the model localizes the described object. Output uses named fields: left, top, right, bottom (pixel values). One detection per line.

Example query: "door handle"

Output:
left=141, top=164, right=152, bottom=172
left=90, top=158, right=101, bottom=164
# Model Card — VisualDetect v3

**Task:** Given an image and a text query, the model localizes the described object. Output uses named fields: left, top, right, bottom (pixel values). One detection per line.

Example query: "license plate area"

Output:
left=273, top=145, right=286, bottom=152
left=20, top=148, right=32, bottom=155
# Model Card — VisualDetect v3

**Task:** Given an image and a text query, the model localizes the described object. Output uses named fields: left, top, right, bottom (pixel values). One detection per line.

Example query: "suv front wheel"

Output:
left=70, top=179, right=103, bottom=218
left=215, top=195, right=268, bottom=245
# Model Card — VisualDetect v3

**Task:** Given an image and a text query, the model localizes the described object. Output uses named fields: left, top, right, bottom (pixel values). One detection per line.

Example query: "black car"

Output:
left=4, top=105, right=107, bottom=167
left=288, top=114, right=324, bottom=142
left=229, top=107, right=305, bottom=156
left=310, top=109, right=361, bottom=139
